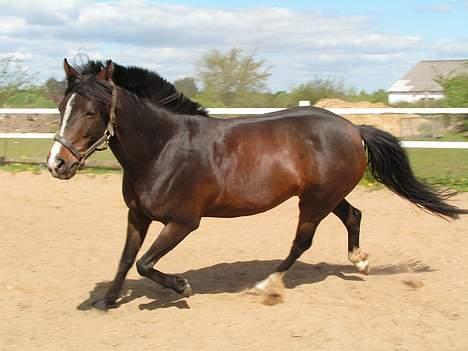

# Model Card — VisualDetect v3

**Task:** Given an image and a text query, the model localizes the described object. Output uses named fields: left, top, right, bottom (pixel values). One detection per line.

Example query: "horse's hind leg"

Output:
left=252, top=195, right=329, bottom=296
left=93, top=209, right=151, bottom=310
left=333, top=199, right=369, bottom=274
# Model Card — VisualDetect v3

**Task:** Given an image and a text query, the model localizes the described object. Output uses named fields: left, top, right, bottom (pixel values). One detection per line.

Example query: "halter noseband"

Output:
left=53, top=80, right=118, bottom=168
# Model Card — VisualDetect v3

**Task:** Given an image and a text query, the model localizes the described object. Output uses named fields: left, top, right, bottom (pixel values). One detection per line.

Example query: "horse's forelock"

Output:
left=64, top=74, right=113, bottom=106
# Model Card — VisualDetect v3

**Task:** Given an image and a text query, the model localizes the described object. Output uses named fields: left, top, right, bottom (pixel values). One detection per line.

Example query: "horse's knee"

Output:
left=352, top=207, right=362, bottom=223
left=136, top=259, right=151, bottom=277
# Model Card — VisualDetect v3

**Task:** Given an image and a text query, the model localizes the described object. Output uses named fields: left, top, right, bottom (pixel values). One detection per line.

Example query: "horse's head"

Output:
left=47, top=59, right=116, bottom=179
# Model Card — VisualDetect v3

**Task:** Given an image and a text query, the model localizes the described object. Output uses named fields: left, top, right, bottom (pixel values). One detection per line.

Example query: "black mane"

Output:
left=66, top=60, right=208, bottom=116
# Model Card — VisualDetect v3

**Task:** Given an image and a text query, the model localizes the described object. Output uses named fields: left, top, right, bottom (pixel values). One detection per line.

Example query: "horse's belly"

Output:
left=205, top=194, right=296, bottom=218
left=205, top=172, right=303, bottom=218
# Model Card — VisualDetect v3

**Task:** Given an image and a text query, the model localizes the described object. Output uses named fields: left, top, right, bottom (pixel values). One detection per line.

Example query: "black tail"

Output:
left=359, top=125, right=467, bottom=220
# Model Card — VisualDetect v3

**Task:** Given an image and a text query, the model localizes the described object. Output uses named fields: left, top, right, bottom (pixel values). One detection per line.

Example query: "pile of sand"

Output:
left=315, top=98, right=388, bottom=108
left=0, top=114, right=58, bottom=133
left=314, top=98, right=427, bottom=137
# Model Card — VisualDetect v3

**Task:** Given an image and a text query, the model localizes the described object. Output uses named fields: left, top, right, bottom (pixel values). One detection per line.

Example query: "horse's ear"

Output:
left=96, top=60, right=114, bottom=81
left=63, top=58, right=78, bottom=78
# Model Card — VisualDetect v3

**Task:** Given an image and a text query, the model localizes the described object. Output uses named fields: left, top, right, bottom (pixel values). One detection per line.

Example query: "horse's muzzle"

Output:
left=47, top=154, right=79, bottom=180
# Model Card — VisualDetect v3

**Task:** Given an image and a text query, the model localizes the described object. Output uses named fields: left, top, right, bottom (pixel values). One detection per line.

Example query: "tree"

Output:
left=45, top=78, right=66, bottom=104
left=269, top=91, right=294, bottom=107
left=289, top=77, right=347, bottom=105
left=173, top=77, right=199, bottom=98
left=439, top=73, right=468, bottom=107
left=0, top=56, right=31, bottom=88
left=0, top=57, right=55, bottom=107
left=196, top=48, right=271, bottom=106
left=1, top=56, right=31, bottom=106
left=438, top=71, right=468, bottom=132
left=347, top=89, right=389, bottom=104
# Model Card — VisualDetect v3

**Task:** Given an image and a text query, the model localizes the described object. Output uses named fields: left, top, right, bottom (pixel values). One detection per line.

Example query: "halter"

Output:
left=53, top=80, right=118, bottom=168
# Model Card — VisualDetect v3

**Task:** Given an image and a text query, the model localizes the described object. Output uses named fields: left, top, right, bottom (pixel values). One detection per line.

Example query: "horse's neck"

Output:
left=109, top=93, right=179, bottom=175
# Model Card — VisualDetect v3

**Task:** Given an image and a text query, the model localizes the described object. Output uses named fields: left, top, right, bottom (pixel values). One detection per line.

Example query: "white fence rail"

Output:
left=2, top=107, right=468, bottom=115
left=0, top=133, right=55, bottom=139
left=209, top=107, right=468, bottom=115
left=1, top=108, right=468, bottom=149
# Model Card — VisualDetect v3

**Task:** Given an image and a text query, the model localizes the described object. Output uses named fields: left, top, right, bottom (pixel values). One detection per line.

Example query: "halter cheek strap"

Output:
left=53, top=80, right=117, bottom=167
left=53, top=130, right=111, bottom=167
left=108, top=79, right=117, bottom=137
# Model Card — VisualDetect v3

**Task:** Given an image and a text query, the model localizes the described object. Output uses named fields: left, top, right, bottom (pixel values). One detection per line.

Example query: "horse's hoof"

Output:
left=92, top=298, right=118, bottom=310
left=247, top=272, right=285, bottom=305
left=174, top=277, right=192, bottom=297
left=349, top=248, right=370, bottom=275
left=355, top=260, right=370, bottom=275
left=182, top=281, right=192, bottom=297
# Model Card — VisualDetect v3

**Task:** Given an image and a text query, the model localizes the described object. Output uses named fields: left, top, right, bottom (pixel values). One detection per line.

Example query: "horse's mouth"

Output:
left=48, top=162, right=80, bottom=180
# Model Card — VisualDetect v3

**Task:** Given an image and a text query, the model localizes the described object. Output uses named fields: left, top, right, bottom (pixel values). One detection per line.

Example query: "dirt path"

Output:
left=1, top=172, right=467, bottom=350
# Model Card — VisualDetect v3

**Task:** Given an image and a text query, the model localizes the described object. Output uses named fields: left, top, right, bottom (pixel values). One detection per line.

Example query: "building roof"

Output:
left=388, top=59, right=468, bottom=93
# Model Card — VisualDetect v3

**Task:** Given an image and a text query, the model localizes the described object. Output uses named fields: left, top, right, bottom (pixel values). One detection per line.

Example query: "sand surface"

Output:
left=1, top=172, right=467, bottom=350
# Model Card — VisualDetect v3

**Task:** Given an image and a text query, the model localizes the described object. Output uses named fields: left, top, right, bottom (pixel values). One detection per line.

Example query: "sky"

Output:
left=1, top=0, right=467, bottom=92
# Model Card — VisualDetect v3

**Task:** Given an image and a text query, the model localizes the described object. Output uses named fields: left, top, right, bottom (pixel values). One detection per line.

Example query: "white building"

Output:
left=387, top=59, right=468, bottom=105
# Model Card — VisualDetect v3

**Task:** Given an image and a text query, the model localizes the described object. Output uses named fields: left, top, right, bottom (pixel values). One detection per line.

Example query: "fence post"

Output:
left=1, top=139, right=7, bottom=164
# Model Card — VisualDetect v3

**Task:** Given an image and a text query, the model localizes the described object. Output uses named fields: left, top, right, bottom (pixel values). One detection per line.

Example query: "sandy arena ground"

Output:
left=1, top=171, right=467, bottom=350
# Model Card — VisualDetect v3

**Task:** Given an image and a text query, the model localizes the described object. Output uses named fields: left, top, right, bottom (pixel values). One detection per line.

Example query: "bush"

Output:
left=0, top=86, right=55, bottom=108
left=439, top=73, right=468, bottom=108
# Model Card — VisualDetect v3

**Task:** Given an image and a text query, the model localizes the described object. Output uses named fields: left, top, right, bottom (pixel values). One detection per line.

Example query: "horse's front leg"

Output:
left=93, top=209, right=151, bottom=310
left=136, top=221, right=199, bottom=297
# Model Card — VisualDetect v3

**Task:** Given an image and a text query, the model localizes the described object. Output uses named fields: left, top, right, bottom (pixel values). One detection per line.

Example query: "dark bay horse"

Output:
left=47, top=59, right=467, bottom=309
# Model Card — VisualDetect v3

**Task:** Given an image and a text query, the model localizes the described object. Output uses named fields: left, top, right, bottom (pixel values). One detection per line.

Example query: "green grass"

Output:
left=1, top=139, right=467, bottom=190
left=359, top=148, right=468, bottom=191
left=406, top=148, right=468, bottom=191
left=408, top=149, right=468, bottom=178
left=0, top=162, right=121, bottom=175
left=0, top=138, right=117, bottom=165
left=0, top=162, right=44, bottom=174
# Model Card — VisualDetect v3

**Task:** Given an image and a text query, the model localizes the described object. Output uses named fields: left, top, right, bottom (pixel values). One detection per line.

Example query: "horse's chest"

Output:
left=124, top=170, right=202, bottom=222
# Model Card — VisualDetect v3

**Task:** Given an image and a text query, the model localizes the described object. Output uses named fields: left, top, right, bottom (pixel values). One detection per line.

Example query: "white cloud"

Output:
left=0, top=0, right=434, bottom=91
left=0, top=16, right=26, bottom=34
left=0, top=0, right=85, bottom=25
left=431, top=38, right=468, bottom=56
left=416, top=2, right=456, bottom=13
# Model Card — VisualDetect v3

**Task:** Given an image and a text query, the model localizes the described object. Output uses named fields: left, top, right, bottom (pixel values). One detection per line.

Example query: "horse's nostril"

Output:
left=56, top=157, right=65, bottom=172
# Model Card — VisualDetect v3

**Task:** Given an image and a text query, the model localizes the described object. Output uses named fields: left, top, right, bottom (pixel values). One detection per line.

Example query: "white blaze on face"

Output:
left=58, top=93, right=76, bottom=137
left=47, top=93, right=76, bottom=169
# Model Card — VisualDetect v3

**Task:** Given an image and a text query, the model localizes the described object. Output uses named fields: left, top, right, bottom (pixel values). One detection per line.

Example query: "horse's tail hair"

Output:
left=359, top=125, right=467, bottom=220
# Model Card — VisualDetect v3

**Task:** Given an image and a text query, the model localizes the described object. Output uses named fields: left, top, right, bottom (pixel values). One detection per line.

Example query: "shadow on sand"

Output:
left=77, top=259, right=433, bottom=311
